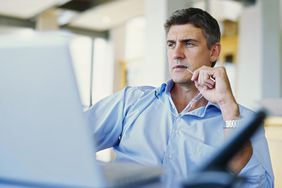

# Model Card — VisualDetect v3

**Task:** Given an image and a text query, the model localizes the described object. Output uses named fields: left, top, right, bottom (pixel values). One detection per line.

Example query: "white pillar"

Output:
left=260, top=0, right=282, bottom=97
left=143, top=0, right=190, bottom=87
left=237, top=0, right=282, bottom=108
left=110, top=25, right=127, bottom=92
left=36, top=9, right=59, bottom=31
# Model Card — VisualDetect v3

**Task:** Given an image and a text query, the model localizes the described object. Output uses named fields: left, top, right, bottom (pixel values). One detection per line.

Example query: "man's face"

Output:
left=166, top=24, right=218, bottom=84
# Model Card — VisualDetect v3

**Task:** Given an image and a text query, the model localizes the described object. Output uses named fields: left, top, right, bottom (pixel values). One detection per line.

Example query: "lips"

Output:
left=173, top=65, right=188, bottom=69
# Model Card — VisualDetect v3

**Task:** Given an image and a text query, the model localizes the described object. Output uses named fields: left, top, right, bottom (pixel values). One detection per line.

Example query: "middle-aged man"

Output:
left=86, top=8, right=274, bottom=187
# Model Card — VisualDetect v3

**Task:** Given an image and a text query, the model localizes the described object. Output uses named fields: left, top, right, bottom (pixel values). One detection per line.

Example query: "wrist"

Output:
left=224, top=119, right=240, bottom=129
left=219, top=98, right=240, bottom=121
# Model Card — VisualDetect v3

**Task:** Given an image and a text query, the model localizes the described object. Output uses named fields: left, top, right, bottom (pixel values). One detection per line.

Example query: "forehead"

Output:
left=166, top=24, right=205, bottom=41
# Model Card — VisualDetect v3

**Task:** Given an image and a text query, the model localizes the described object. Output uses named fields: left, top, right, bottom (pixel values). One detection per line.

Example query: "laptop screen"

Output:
left=0, top=33, right=104, bottom=187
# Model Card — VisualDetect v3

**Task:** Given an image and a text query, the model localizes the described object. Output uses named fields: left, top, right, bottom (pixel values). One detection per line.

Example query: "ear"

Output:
left=209, top=43, right=221, bottom=63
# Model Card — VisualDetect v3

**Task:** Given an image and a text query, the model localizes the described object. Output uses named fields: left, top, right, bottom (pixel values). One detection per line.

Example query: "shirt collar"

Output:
left=155, top=80, right=172, bottom=98
left=165, top=80, right=174, bottom=93
left=155, top=79, right=173, bottom=96
left=155, top=80, right=221, bottom=117
left=189, top=101, right=221, bottom=117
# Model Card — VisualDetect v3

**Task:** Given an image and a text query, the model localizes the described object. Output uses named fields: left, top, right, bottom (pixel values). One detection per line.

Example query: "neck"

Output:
left=171, top=82, right=208, bottom=113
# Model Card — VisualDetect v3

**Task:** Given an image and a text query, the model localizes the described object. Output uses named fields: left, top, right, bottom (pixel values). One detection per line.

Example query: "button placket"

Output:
left=174, top=115, right=183, bottom=135
left=163, top=114, right=184, bottom=165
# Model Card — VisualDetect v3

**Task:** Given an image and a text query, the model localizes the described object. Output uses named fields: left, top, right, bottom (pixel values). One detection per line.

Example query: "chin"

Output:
left=172, top=77, right=191, bottom=84
left=172, top=74, right=189, bottom=82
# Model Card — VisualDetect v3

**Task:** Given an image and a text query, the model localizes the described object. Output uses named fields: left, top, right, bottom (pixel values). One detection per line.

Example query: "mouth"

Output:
left=173, top=65, right=189, bottom=69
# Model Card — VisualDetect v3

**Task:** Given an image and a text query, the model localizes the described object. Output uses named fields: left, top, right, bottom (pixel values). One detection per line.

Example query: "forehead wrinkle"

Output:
left=167, top=24, right=205, bottom=42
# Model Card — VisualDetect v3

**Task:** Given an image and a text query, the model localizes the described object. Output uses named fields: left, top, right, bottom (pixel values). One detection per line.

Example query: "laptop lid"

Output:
left=0, top=33, right=105, bottom=187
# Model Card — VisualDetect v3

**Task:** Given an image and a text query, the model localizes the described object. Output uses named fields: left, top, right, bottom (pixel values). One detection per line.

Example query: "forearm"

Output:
left=219, top=95, right=240, bottom=121
left=220, top=99, right=253, bottom=173
left=238, top=149, right=274, bottom=188
left=227, top=140, right=253, bottom=173
left=220, top=99, right=274, bottom=186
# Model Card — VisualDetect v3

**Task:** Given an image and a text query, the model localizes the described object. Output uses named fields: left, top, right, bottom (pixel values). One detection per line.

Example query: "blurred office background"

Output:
left=0, top=0, right=281, bottom=186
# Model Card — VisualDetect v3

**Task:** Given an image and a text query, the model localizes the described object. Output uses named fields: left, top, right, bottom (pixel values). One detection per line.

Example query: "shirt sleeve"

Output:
left=238, top=108, right=274, bottom=188
left=84, top=86, right=146, bottom=151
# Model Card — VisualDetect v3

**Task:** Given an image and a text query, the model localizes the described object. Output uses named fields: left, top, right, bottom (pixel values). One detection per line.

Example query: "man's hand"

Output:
left=191, top=65, right=253, bottom=173
left=191, top=66, right=239, bottom=120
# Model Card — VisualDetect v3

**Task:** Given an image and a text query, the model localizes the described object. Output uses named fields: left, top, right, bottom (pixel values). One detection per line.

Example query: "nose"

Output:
left=173, top=43, right=185, bottom=60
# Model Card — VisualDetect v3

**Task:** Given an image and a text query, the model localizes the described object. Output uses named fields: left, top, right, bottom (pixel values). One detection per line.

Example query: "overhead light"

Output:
left=57, top=9, right=78, bottom=25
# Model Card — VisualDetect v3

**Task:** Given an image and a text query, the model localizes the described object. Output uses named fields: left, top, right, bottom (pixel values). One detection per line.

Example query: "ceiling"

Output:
left=0, top=0, right=143, bottom=32
left=0, top=0, right=70, bottom=19
left=0, top=0, right=255, bottom=33
left=69, top=0, right=143, bottom=31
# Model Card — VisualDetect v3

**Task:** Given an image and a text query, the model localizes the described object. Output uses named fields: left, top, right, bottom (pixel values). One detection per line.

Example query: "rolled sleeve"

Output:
left=85, top=86, right=150, bottom=151
left=85, top=89, right=125, bottom=151
left=239, top=127, right=274, bottom=188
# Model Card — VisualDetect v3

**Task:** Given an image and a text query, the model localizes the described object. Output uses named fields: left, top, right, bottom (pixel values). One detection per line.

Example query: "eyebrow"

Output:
left=166, top=38, right=199, bottom=43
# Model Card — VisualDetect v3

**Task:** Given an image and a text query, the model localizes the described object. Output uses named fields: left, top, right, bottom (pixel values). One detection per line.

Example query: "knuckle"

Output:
left=218, top=66, right=226, bottom=73
left=216, top=66, right=226, bottom=76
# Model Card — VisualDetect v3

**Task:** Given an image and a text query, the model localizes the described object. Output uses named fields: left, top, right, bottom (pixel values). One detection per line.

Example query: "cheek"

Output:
left=186, top=51, right=210, bottom=69
left=167, top=53, right=173, bottom=67
left=167, top=50, right=173, bottom=59
left=190, top=49, right=209, bottom=61
left=168, top=61, right=173, bottom=73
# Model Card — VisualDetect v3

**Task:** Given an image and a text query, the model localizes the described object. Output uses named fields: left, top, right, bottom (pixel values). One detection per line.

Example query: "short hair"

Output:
left=164, top=8, right=221, bottom=49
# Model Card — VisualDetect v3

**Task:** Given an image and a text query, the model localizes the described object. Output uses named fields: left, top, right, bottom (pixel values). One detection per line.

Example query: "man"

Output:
left=86, top=8, right=274, bottom=187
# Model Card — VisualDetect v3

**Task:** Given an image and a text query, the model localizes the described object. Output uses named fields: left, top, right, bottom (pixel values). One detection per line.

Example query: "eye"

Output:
left=184, top=41, right=195, bottom=48
left=167, top=41, right=175, bottom=49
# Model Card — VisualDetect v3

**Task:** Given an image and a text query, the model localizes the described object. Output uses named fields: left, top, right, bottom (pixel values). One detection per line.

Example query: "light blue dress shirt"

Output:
left=86, top=80, right=274, bottom=187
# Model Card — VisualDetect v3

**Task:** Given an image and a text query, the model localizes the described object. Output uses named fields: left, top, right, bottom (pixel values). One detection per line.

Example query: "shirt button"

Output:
left=174, top=118, right=179, bottom=124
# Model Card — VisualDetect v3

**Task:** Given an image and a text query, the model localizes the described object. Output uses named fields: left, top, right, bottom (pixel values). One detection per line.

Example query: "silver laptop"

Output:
left=0, top=33, right=162, bottom=188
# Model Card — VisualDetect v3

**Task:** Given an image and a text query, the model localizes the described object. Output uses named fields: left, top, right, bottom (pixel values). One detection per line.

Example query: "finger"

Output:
left=191, top=70, right=199, bottom=81
left=198, top=70, right=211, bottom=86
left=198, top=71, right=203, bottom=85
left=204, top=82, right=215, bottom=89
left=203, top=71, right=211, bottom=85
left=205, top=79, right=215, bottom=86
left=194, top=80, right=201, bottom=90
left=209, top=76, right=216, bottom=82
left=194, top=80, right=209, bottom=92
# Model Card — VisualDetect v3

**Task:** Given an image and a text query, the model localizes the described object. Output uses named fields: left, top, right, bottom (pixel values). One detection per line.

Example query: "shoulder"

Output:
left=238, top=104, right=255, bottom=118
left=124, top=85, right=156, bottom=96
left=123, top=85, right=157, bottom=105
left=86, top=86, right=156, bottom=116
left=238, top=104, right=266, bottom=140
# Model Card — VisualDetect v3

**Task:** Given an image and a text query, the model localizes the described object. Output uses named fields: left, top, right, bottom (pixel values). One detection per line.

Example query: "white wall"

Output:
left=237, top=0, right=282, bottom=108
left=110, top=25, right=127, bottom=91
left=143, top=0, right=195, bottom=87
left=237, top=3, right=262, bottom=108
left=143, top=0, right=167, bottom=86
left=92, top=38, right=114, bottom=103
left=70, top=35, right=92, bottom=108
left=125, top=17, right=146, bottom=86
